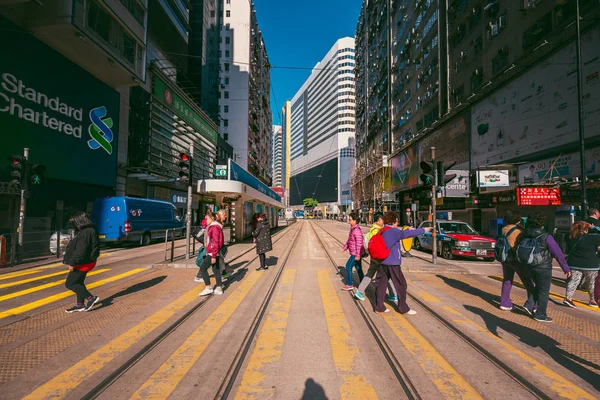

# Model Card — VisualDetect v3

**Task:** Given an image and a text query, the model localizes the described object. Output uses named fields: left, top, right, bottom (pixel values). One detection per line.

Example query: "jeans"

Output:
left=500, top=262, right=536, bottom=308
left=197, top=255, right=222, bottom=287
left=375, top=264, right=409, bottom=313
left=530, top=266, right=552, bottom=318
left=65, top=269, right=92, bottom=304
left=345, top=256, right=364, bottom=286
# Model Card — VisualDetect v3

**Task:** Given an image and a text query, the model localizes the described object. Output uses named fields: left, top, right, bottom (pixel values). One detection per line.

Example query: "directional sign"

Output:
left=215, top=165, right=228, bottom=177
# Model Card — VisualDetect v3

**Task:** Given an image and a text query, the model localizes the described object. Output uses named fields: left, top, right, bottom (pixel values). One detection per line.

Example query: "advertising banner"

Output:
left=471, top=26, right=600, bottom=168
left=390, top=146, right=419, bottom=190
left=517, top=187, right=561, bottom=206
left=477, top=170, right=510, bottom=187
left=518, top=147, right=600, bottom=184
left=1, top=22, right=120, bottom=188
left=444, top=170, right=470, bottom=198
left=229, top=160, right=282, bottom=202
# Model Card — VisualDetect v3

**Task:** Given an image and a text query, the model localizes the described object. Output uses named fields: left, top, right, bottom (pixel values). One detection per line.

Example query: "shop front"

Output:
left=1, top=22, right=120, bottom=234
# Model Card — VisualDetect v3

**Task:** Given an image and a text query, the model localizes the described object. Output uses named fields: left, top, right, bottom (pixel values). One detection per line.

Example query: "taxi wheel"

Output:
left=442, top=244, right=454, bottom=260
left=413, top=238, right=421, bottom=250
left=484, top=258, right=495, bottom=262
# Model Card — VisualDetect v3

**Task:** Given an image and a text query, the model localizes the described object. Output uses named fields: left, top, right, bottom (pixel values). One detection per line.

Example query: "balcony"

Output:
left=4, top=0, right=147, bottom=87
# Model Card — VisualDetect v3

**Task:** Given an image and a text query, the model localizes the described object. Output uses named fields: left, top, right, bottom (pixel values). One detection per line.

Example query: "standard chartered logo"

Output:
left=87, top=106, right=114, bottom=154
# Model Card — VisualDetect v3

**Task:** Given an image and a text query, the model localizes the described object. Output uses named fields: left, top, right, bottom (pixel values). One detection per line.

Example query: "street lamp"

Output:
left=574, top=0, right=588, bottom=218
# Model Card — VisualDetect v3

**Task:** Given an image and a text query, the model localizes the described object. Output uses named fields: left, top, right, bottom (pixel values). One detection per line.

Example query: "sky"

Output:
left=253, top=0, right=364, bottom=126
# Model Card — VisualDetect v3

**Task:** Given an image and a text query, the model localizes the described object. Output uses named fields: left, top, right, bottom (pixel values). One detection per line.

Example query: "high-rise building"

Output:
left=218, top=0, right=272, bottom=184
left=289, top=38, right=356, bottom=211
left=281, top=101, right=292, bottom=194
left=272, top=125, right=283, bottom=187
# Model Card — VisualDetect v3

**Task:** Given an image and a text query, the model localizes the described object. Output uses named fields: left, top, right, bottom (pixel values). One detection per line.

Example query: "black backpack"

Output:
left=494, top=226, right=519, bottom=263
left=516, top=233, right=550, bottom=266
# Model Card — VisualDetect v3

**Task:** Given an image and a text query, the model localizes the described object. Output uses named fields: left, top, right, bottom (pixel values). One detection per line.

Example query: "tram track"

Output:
left=310, top=221, right=551, bottom=400
left=79, top=222, right=301, bottom=400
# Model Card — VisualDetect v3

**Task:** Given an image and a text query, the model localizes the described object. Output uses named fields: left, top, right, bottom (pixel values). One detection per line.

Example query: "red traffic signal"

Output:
left=179, top=153, right=190, bottom=162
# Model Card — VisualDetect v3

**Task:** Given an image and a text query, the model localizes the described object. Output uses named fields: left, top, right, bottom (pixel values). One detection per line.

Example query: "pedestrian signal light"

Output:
left=419, top=161, right=434, bottom=187
left=30, top=164, right=46, bottom=185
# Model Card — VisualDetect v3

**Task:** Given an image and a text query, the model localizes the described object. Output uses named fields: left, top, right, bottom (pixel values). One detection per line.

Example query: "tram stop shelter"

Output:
left=198, top=160, right=284, bottom=242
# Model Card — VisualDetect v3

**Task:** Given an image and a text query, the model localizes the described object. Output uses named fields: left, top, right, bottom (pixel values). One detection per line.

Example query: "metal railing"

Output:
left=162, top=224, right=232, bottom=263
left=0, top=229, right=74, bottom=267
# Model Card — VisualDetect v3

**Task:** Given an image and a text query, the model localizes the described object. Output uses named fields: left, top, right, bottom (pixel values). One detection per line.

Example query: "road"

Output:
left=0, top=220, right=598, bottom=399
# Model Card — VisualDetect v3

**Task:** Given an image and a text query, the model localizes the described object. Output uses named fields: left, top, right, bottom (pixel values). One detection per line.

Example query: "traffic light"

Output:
left=419, top=160, right=435, bottom=187
left=6, top=156, right=26, bottom=186
left=178, top=152, right=192, bottom=185
left=436, top=161, right=457, bottom=187
left=30, top=164, right=46, bottom=185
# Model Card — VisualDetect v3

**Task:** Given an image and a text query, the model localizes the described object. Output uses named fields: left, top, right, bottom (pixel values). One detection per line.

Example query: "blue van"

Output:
left=91, top=197, right=184, bottom=245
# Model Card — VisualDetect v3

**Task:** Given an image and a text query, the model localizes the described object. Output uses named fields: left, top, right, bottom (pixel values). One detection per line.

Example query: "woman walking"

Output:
left=375, top=211, right=431, bottom=315
left=342, top=212, right=364, bottom=291
left=563, top=221, right=600, bottom=308
left=253, top=213, right=272, bottom=271
left=63, top=212, right=101, bottom=313
left=198, top=211, right=225, bottom=296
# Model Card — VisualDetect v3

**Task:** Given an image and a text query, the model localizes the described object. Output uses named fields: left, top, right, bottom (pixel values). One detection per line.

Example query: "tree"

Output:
left=303, top=198, right=318, bottom=208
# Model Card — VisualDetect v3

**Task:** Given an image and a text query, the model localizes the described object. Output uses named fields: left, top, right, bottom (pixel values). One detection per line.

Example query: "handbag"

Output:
left=195, top=246, right=206, bottom=267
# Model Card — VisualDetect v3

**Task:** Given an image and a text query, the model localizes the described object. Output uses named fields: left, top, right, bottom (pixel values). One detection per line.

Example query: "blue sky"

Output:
left=253, top=0, right=363, bottom=125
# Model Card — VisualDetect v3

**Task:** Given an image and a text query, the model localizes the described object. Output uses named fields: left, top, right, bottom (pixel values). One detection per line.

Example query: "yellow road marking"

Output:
left=0, top=270, right=70, bottom=289
left=0, top=269, right=110, bottom=302
left=487, top=275, right=599, bottom=312
left=0, top=268, right=146, bottom=319
left=130, top=270, right=264, bottom=399
left=0, top=253, right=112, bottom=282
left=235, top=269, right=296, bottom=399
left=23, top=281, right=208, bottom=400
left=409, top=285, right=597, bottom=399
left=317, top=270, right=377, bottom=400
left=381, top=307, right=481, bottom=399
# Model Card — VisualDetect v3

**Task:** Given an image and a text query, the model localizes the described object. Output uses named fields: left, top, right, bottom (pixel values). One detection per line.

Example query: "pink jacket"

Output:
left=205, top=222, right=224, bottom=256
left=343, top=224, right=364, bottom=257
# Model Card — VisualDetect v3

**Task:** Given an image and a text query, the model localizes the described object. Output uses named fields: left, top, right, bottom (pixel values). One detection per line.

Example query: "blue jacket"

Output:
left=380, top=226, right=425, bottom=266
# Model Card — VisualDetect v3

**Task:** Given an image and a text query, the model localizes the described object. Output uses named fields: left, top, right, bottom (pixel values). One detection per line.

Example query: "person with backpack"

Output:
left=63, top=212, right=101, bottom=313
left=253, top=213, right=273, bottom=271
left=497, top=211, right=536, bottom=311
left=563, top=221, right=600, bottom=308
left=216, top=208, right=231, bottom=279
left=193, top=218, right=208, bottom=281
left=198, top=211, right=225, bottom=296
left=354, top=213, right=398, bottom=302
left=374, top=211, right=432, bottom=315
left=516, top=212, right=570, bottom=322
left=341, top=212, right=364, bottom=290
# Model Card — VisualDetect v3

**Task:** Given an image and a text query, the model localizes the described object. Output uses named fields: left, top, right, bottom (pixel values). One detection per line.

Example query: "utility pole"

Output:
left=185, top=142, right=193, bottom=260
left=431, top=147, right=437, bottom=265
left=17, top=148, right=29, bottom=262
left=575, top=0, right=588, bottom=218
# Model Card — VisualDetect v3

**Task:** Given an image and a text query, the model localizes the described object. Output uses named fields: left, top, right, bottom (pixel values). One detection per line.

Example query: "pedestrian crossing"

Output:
left=2, top=262, right=597, bottom=399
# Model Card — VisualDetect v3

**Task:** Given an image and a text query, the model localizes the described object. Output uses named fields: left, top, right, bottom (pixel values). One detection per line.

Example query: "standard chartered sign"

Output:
left=0, top=72, right=114, bottom=154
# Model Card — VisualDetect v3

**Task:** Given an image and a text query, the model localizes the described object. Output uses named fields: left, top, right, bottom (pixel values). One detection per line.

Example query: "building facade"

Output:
left=272, top=125, right=283, bottom=187
left=289, top=38, right=356, bottom=212
left=281, top=101, right=292, bottom=195
left=218, top=0, right=272, bottom=184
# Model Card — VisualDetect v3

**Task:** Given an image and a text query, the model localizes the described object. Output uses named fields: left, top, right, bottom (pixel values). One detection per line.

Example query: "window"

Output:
left=224, top=91, right=229, bottom=99
left=210, top=10, right=215, bottom=17
left=225, top=23, right=230, bottom=30
left=225, top=50, right=230, bottom=57
left=224, top=63, right=230, bottom=72
left=224, top=133, right=229, bottom=140
left=119, top=0, right=145, bottom=25
left=224, top=77, right=229, bottom=84
left=225, top=37, right=230, bottom=44
left=471, top=68, right=484, bottom=91
left=223, top=119, right=229, bottom=127
left=226, top=0, right=230, bottom=3
left=226, top=10, right=230, bottom=17
left=224, top=105, right=229, bottom=113
left=492, top=48, right=509, bottom=75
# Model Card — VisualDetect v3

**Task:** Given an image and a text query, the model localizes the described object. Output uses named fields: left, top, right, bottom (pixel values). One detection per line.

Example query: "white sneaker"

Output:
left=194, top=277, right=203, bottom=283
left=405, top=309, right=417, bottom=316
left=199, top=287, right=214, bottom=296
left=214, top=287, right=223, bottom=295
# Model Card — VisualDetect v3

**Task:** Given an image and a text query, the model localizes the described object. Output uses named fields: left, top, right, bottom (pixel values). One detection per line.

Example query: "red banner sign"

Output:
left=516, top=187, right=561, bottom=206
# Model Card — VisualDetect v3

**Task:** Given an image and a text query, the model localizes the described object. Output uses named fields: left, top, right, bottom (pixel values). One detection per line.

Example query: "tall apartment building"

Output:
left=219, top=0, right=272, bottom=184
left=281, top=101, right=292, bottom=193
left=272, top=125, right=283, bottom=187
left=289, top=38, right=356, bottom=210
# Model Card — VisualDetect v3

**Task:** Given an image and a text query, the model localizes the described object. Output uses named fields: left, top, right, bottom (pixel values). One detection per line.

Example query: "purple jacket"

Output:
left=343, top=224, right=364, bottom=257
left=380, top=226, right=425, bottom=266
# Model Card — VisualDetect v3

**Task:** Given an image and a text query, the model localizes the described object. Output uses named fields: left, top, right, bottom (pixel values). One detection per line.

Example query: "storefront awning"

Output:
left=198, top=179, right=284, bottom=208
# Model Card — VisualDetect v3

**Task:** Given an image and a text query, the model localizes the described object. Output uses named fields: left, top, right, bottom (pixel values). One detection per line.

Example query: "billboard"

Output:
left=471, top=26, right=600, bottom=168
left=1, top=20, right=120, bottom=188
left=477, top=170, right=510, bottom=187
left=289, top=158, right=338, bottom=206
left=390, top=146, right=419, bottom=190
left=518, top=147, right=600, bottom=184
left=517, top=187, right=561, bottom=206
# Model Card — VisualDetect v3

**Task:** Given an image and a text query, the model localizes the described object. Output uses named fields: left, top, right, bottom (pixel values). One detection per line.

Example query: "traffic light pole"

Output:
left=185, top=142, right=193, bottom=260
left=18, top=148, right=29, bottom=261
left=431, top=147, right=437, bottom=265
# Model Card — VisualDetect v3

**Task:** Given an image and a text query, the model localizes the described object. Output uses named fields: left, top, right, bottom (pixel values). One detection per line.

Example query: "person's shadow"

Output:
left=95, top=276, right=167, bottom=309
left=301, top=378, right=328, bottom=400
left=464, top=305, right=600, bottom=391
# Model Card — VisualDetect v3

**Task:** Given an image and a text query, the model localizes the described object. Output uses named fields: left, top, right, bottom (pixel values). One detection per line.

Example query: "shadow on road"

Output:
left=464, top=305, right=600, bottom=391
left=97, top=275, right=167, bottom=308
left=301, top=378, right=328, bottom=400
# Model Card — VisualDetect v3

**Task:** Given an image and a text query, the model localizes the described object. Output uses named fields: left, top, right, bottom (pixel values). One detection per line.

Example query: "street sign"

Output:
left=215, top=165, right=228, bottom=177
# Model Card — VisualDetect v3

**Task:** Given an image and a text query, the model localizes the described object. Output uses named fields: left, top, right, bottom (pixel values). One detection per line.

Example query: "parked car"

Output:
left=49, top=230, right=73, bottom=255
left=413, top=220, right=496, bottom=261
left=91, top=197, right=184, bottom=246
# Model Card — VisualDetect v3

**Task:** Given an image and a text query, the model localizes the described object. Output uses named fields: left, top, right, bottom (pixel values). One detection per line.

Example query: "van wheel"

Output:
left=141, top=233, right=151, bottom=246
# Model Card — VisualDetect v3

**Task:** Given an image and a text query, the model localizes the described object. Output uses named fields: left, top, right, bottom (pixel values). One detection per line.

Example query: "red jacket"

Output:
left=343, top=224, right=364, bottom=257
left=205, top=222, right=224, bottom=257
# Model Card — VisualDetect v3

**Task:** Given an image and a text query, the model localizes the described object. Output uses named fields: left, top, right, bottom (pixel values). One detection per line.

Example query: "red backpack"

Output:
left=368, top=226, right=391, bottom=261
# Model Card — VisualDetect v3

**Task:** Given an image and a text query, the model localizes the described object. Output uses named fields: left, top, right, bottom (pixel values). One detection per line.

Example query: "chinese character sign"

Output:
left=516, top=187, right=561, bottom=206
